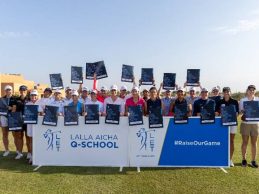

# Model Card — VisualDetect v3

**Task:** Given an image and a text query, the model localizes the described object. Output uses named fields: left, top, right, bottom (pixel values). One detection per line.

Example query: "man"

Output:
left=0, top=85, right=16, bottom=157
left=49, top=89, right=65, bottom=115
left=103, top=85, right=125, bottom=116
left=193, top=88, right=216, bottom=116
left=79, top=87, right=91, bottom=104
left=38, top=88, right=53, bottom=112
left=63, top=87, right=73, bottom=105
left=13, top=85, right=30, bottom=159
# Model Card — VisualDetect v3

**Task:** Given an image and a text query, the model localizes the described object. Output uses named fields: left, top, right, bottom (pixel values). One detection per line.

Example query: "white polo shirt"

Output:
left=37, top=97, right=52, bottom=112
left=79, top=97, right=91, bottom=104
left=63, top=97, right=73, bottom=106
left=103, top=96, right=125, bottom=114
left=49, top=100, right=65, bottom=114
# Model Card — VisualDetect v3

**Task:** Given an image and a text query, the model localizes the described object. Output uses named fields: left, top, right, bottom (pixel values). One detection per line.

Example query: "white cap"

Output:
left=90, top=89, right=98, bottom=94
left=65, top=86, right=72, bottom=91
left=132, top=86, right=140, bottom=92
left=120, top=85, right=127, bottom=91
left=110, top=85, right=118, bottom=91
left=54, top=89, right=61, bottom=94
left=201, top=88, right=209, bottom=92
left=189, top=87, right=196, bottom=92
left=71, top=90, right=79, bottom=96
left=177, top=87, right=184, bottom=92
left=4, top=85, right=12, bottom=91
left=30, top=90, right=38, bottom=96
left=212, top=86, right=220, bottom=91
left=100, top=86, right=108, bottom=91
left=82, top=87, right=88, bottom=92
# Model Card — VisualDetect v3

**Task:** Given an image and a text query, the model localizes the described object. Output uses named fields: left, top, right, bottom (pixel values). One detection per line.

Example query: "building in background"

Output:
left=0, top=74, right=48, bottom=97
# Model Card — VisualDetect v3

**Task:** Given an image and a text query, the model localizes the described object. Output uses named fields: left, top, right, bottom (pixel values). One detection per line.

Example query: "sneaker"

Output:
left=2, top=150, right=10, bottom=157
left=230, top=160, right=235, bottom=167
left=242, top=159, right=247, bottom=167
left=26, top=153, right=32, bottom=160
left=251, top=161, right=259, bottom=168
left=15, top=153, right=23, bottom=160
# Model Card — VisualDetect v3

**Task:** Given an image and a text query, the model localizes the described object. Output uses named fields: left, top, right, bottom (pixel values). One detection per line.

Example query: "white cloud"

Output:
left=212, top=10, right=259, bottom=35
left=0, top=31, right=31, bottom=38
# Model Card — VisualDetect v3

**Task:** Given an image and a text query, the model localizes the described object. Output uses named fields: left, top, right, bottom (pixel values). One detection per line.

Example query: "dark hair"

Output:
left=149, top=87, right=157, bottom=92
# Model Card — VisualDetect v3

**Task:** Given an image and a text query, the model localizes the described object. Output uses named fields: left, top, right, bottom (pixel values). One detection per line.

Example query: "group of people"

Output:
left=0, top=79, right=259, bottom=168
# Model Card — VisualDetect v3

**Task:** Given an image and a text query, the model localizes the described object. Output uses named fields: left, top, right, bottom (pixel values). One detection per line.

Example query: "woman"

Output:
left=25, top=90, right=41, bottom=164
left=103, top=85, right=125, bottom=116
left=216, top=87, right=239, bottom=167
left=146, top=87, right=164, bottom=115
left=85, top=89, right=104, bottom=114
left=68, top=90, right=84, bottom=116
left=13, top=85, right=29, bottom=160
left=170, top=87, right=192, bottom=117
left=239, top=85, right=259, bottom=168
left=0, top=85, right=16, bottom=157
left=125, top=86, right=147, bottom=116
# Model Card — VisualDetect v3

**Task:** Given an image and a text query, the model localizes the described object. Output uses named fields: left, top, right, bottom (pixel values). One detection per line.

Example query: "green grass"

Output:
left=1, top=121, right=259, bottom=194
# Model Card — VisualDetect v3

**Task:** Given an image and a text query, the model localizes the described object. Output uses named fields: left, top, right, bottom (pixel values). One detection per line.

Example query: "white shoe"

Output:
left=26, top=153, right=32, bottom=160
left=15, top=152, right=23, bottom=160
left=3, top=150, right=10, bottom=157
left=230, top=160, right=235, bottom=167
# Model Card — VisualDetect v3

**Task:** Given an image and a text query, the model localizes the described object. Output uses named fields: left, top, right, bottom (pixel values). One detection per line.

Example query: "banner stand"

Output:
left=33, top=165, right=42, bottom=171
left=220, top=168, right=228, bottom=174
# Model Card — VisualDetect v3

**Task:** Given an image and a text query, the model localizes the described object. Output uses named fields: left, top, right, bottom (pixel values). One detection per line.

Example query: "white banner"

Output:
left=33, top=117, right=129, bottom=167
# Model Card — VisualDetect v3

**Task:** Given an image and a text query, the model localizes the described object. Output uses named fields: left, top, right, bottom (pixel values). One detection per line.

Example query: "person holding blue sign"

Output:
left=0, top=85, right=16, bottom=157
left=125, top=86, right=147, bottom=116
left=193, top=88, right=216, bottom=116
left=170, top=87, right=192, bottom=116
left=85, top=89, right=104, bottom=113
left=12, top=85, right=29, bottom=160
left=68, top=90, right=84, bottom=116
left=103, top=85, right=125, bottom=116
left=146, top=87, right=164, bottom=115
left=216, top=87, right=239, bottom=167
left=239, top=85, right=259, bottom=168
left=37, top=88, right=53, bottom=113
left=26, top=90, right=40, bottom=164
left=93, top=73, right=109, bottom=103
left=49, top=89, right=65, bottom=116
left=209, top=86, right=222, bottom=105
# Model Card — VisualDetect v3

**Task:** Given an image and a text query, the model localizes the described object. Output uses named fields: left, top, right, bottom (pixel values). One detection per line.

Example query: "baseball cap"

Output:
left=90, top=89, right=98, bottom=94
left=44, top=88, right=52, bottom=93
left=54, top=89, right=62, bottom=94
left=120, top=85, right=127, bottom=91
left=177, top=87, right=184, bottom=92
left=4, top=85, right=13, bottom=91
left=189, top=87, right=196, bottom=92
left=65, top=86, right=72, bottom=91
left=201, top=88, right=208, bottom=92
left=222, top=87, right=231, bottom=93
left=100, top=86, right=108, bottom=91
left=71, top=90, right=79, bottom=96
left=110, top=85, right=118, bottom=91
left=82, top=87, right=88, bottom=92
left=19, top=85, right=27, bottom=91
left=212, top=86, right=220, bottom=92
left=248, top=85, right=256, bottom=90
left=30, top=90, right=38, bottom=96
left=132, top=86, right=140, bottom=92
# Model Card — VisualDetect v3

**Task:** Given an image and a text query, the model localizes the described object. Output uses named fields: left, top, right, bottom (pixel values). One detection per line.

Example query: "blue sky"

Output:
left=1, top=0, right=259, bottom=92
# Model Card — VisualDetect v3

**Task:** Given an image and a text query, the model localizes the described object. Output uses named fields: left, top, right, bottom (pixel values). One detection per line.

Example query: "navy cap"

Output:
left=19, top=85, right=27, bottom=91
left=44, top=88, right=52, bottom=93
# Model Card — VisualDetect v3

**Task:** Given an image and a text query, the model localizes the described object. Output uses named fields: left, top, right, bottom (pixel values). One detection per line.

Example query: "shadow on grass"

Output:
left=0, top=152, right=198, bottom=175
